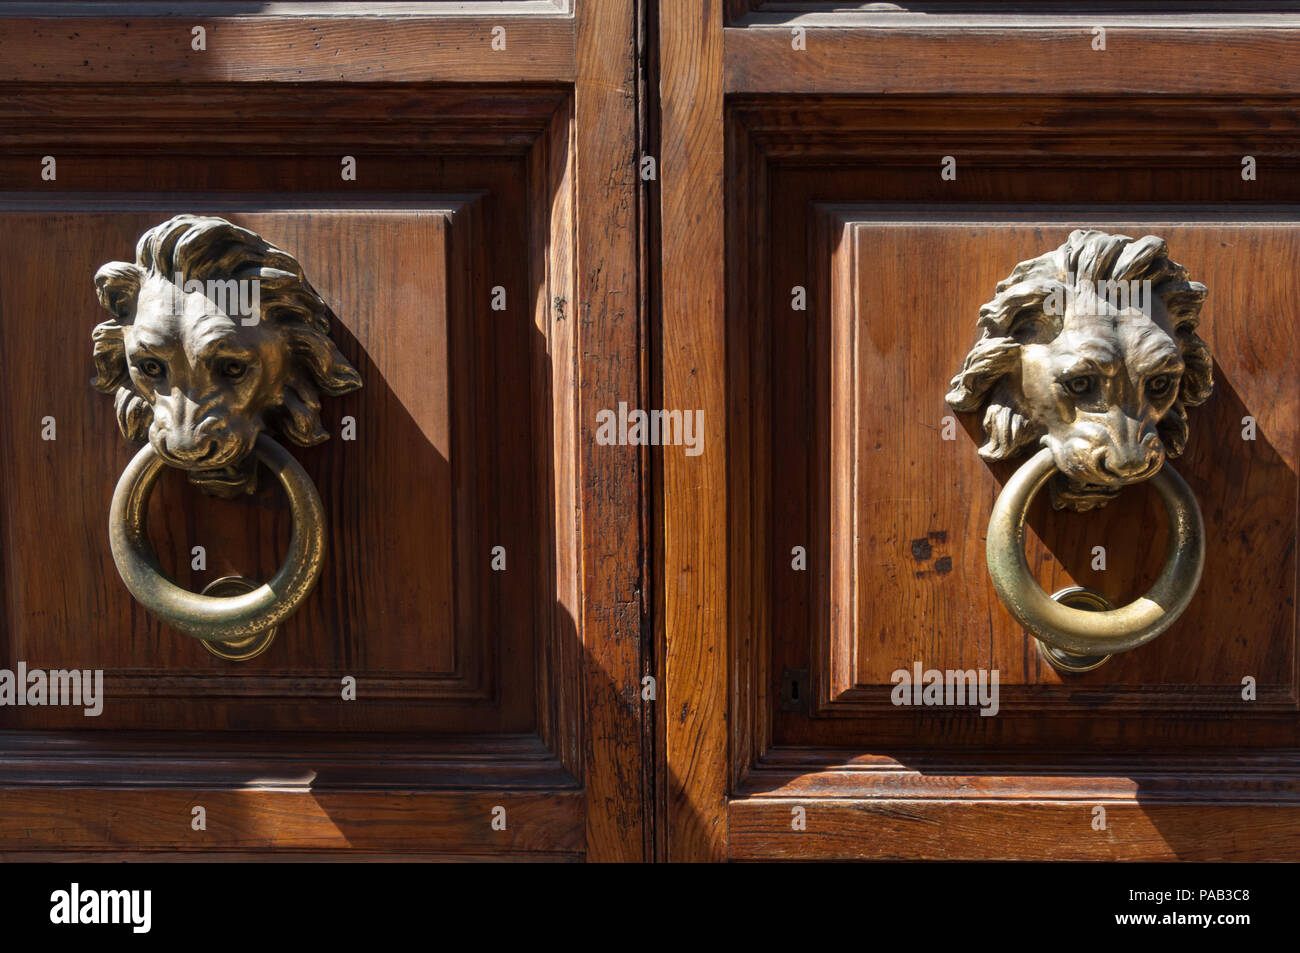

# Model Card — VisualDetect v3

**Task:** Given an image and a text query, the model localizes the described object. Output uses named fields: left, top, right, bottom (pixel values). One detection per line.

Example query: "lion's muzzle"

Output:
left=148, top=394, right=255, bottom=472
left=1049, top=411, right=1165, bottom=490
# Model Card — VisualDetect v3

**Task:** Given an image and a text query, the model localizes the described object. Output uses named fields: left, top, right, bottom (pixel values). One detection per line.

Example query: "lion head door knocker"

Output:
left=947, top=229, right=1212, bottom=672
left=91, top=215, right=362, bottom=660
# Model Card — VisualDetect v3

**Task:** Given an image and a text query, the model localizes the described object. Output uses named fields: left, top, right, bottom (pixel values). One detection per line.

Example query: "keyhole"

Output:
left=790, top=680, right=799, bottom=700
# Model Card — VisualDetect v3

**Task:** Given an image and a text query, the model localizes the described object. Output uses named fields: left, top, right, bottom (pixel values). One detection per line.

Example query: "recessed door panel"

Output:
left=0, top=204, right=542, bottom=733
left=796, top=213, right=1299, bottom=740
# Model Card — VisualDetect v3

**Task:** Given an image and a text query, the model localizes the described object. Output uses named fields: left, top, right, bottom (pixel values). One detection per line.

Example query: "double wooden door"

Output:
left=3, top=1, right=1300, bottom=862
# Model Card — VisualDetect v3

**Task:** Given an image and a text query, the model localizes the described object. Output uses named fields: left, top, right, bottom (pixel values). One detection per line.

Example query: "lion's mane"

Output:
left=91, top=214, right=361, bottom=448
left=945, top=228, right=1212, bottom=462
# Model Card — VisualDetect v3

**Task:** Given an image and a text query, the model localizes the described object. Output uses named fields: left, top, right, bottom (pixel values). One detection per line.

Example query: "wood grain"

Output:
left=813, top=217, right=1298, bottom=712
left=725, top=26, right=1300, bottom=95
left=0, top=2, right=644, bottom=861
left=0, top=84, right=565, bottom=156
left=714, top=24, right=1300, bottom=859
left=1, top=790, right=583, bottom=854
left=0, top=205, right=539, bottom=732
left=660, top=0, right=729, bottom=862
left=730, top=799, right=1300, bottom=861
left=0, top=732, right=582, bottom=855
left=575, top=0, right=649, bottom=861
left=750, top=131, right=1300, bottom=750
left=0, top=15, right=575, bottom=83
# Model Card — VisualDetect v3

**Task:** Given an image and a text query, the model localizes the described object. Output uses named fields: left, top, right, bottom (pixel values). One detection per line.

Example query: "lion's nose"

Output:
left=1100, top=445, right=1161, bottom=481
left=161, top=432, right=219, bottom=465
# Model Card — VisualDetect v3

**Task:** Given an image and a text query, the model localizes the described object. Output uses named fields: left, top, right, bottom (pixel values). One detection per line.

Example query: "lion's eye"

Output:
left=1065, top=376, right=1095, bottom=396
left=220, top=359, right=248, bottom=380
left=1147, top=374, right=1174, bottom=397
left=136, top=358, right=166, bottom=379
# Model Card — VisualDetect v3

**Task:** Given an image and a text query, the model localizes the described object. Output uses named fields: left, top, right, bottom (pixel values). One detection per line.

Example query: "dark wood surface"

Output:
left=660, top=0, right=729, bottom=863
left=0, top=1, right=648, bottom=860
left=809, top=219, right=1296, bottom=712
left=724, top=25, right=1300, bottom=96
left=0, top=14, right=576, bottom=84
left=0, top=206, right=538, bottom=732
left=7, top=0, right=1300, bottom=862
left=661, top=6, right=1300, bottom=860
left=574, top=0, right=651, bottom=862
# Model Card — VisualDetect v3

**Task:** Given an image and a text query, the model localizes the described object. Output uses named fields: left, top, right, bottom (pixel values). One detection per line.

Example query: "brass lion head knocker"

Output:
left=92, top=215, right=362, bottom=659
left=948, top=229, right=1211, bottom=671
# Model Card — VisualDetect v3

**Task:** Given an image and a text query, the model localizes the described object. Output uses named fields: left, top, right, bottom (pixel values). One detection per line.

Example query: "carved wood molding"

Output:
left=726, top=101, right=1300, bottom=793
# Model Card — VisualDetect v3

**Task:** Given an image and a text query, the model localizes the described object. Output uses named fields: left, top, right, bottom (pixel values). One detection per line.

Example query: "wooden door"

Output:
left=0, top=1, right=648, bottom=861
left=660, top=3, right=1300, bottom=860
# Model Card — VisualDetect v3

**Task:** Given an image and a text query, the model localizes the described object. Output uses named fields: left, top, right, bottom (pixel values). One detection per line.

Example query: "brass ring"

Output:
left=986, top=447, right=1204, bottom=658
left=108, top=433, right=325, bottom=645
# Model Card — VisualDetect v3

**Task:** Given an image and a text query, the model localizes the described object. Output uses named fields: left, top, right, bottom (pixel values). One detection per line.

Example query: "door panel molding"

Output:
left=0, top=12, right=576, bottom=84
